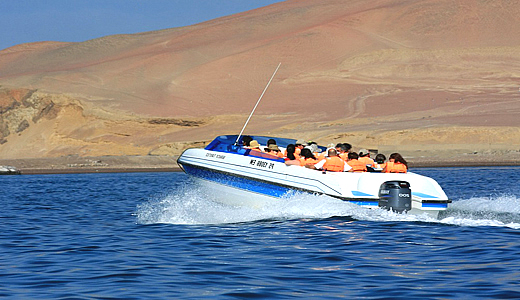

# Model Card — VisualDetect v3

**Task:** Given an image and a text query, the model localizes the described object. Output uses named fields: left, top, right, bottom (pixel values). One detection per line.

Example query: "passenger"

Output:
left=242, top=135, right=253, bottom=148
left=383, top=153, right=408, bottom=173
left=307, top=141, right=321, bottom=151
left=310, top=149, right=352, bottom=172
left=284, top=144, right=301, bottom=165
left=285, top=139, right=305, bottom=157
left=373, top=154, right=387, bottom=171
left=343, top=143, right=352, bottom=153
left=264, top=139, right=284, bottom=158
left=299, top=148, right=318, bottom=167
left=249, top=140, right=262, bottom=152
left=358, top=149, right=375, bottom=168
left=266, top=144, right=283, bottom=158
left=315, top=149, right=326, bottom=161
left=263, top=139, right=271, bottom=152
left=306, top=143, right=322, bottom=157
left=316, top=143, right=335, bottom=161
left=295, top=139, right=306, bottom=155
left=335, top=143, right=349, bottom=161
left=346, top=152, right=367, bottom=172
left=265, top=138, right=277, bottom=151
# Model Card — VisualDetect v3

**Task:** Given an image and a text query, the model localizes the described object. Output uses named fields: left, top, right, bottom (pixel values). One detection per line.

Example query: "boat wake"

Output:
left=136, top=183, right=520, bottom=229
left=438, top=195, right=520, bottom=229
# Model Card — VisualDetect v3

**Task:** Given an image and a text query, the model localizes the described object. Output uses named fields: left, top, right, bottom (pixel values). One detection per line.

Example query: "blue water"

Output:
left=1, top=167, right=520, bottom=299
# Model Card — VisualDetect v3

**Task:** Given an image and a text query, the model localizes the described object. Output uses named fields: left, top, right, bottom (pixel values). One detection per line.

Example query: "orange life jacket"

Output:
left=282, top=149, right=300, bottom=159
left=359, top=156, right=374, bottom=167
left=339, top=152, right=349, bottom=161
left=300, top=157, right=318, bottom=167
left=384, top=162, right=407, bottom=173
left=264, top=151, right=279, bottom=158
left=347, top=159, right=367, bottom=172
left=284, top=148, right=301, bottom=157
left=321, top=156, right=346, bottom=172
left=265, top=150, right=284, bottom=158
left=316, top=152, right=326, bottom=161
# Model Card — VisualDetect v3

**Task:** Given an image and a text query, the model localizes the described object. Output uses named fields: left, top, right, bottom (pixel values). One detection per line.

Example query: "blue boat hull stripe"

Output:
left=180, top=154, right=344, bottom=195
left=180, top=162, right=377, bottom=204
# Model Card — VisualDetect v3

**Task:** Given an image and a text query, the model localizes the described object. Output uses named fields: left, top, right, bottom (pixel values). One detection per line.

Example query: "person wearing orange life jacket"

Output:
left=373, top=153, right=386, bottom=172
left=265, top=144, right=283, bottom=158
left=305, top=143, right=322, bottom=159
left=346, top=152, right=367, bottom=172
left=264, top=139, right=284, bottom=158
left=295, top=139, right=306, bottom=155
left=383, top=153, right=408, bottom=173
left=310, top=149, right=352, bottom=172
left=249, top=140, right=262, bottom=152
left=315, top=143, right=334, bottom=161
left=358, top=149, right=375, bottom=168
left=343, top=143, right=352, bottom=153
left=264, top=138, right=276, bottom=152
left=299, top=148, right=319, bottom=167
left=335, top=143, right=349, bottom=161
left=315, top=150, right=326, bottom=161
left=284, top=139, right=305, bottom=158
left=284, top=144, right=301, bottom=166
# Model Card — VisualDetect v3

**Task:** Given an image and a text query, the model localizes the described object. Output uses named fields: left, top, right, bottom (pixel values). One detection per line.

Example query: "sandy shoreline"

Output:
left=17, top=167, right=181, bottom=175
left=1, top=154, right=519, bottom=175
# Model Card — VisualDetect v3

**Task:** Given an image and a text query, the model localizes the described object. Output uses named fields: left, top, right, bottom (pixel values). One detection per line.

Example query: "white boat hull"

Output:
left=177, top=136, right=450, bottom=219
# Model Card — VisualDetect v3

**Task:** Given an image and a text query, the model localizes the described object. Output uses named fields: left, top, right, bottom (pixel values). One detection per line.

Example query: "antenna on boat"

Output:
left=235, top=62, right=281, bottom=146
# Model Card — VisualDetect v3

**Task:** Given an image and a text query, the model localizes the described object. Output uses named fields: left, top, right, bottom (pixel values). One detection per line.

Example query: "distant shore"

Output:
left=18, top=167, right=181, bottom=175
left=0, top=156, right=181, bottom=175
left=1, top=154, right=519, bottom=175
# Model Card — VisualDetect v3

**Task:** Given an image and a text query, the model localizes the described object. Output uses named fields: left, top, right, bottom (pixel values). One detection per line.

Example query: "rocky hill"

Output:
left=1, top=0, right=519, bottom=163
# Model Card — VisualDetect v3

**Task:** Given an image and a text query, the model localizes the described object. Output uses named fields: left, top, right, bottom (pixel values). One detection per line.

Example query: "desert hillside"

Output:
left=1, top=0, right=519, bottom=164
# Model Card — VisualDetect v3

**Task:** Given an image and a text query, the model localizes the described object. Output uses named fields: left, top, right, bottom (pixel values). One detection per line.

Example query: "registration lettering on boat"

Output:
left=206, top=153, right=226, bottom=159
left=250, top=159, right=275, bottom=169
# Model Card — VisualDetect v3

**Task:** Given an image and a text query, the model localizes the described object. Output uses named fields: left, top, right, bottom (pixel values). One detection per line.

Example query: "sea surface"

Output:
left=1, top=167, right=520, bottom=299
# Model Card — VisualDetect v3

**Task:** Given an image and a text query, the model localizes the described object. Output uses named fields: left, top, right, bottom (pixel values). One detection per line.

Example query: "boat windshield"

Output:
left=205, top=135, right=319, bottom=150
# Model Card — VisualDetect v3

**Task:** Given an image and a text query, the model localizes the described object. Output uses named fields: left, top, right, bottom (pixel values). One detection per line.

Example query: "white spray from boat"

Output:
left=136, top=180, right=520, bottom=229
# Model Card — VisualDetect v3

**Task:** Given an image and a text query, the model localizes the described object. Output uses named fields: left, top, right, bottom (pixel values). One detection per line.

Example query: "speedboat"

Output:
left=177, top=135, right=451, bottom=218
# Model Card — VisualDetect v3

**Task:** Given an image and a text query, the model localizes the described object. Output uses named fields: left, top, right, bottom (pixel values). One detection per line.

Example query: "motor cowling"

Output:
left=378, top=181, right=411, bottom=213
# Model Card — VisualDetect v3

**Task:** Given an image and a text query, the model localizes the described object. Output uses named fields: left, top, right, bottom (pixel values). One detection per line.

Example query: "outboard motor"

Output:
left=378, top=181, right=412, bottom=213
